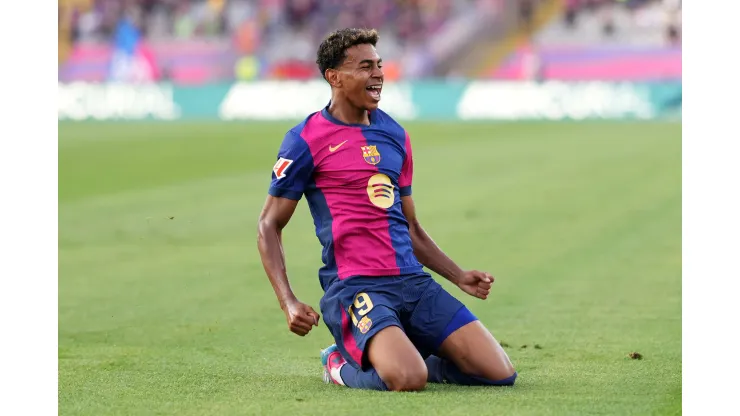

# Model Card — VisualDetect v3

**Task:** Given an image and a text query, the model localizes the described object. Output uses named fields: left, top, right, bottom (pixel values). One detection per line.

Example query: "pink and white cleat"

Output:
left=320, top=344, right=346, bottom=386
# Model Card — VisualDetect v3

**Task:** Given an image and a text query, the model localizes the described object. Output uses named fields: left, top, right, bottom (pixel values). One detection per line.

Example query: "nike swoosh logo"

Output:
left=329, top=140, right=348, bottom=152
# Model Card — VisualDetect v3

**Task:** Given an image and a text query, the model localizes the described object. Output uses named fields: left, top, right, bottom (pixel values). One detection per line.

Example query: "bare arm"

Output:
left=257, top=195, right=319, bottom=335
left=401, top=195, right=464, bottom=284
left=401, top=195, right=493, bottom=299
left=257, top=195, right=300, bottom=307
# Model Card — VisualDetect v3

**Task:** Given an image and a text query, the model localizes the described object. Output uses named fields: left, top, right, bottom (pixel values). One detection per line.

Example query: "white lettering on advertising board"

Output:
left=219, top=81, right=417, bottom=120
left=457, top=82, right=655, bottom=120
left=58, top=83, right=180, bottom=120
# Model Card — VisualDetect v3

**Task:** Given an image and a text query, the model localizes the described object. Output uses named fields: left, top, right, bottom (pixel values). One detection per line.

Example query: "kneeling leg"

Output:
left=428, top=317, right=517, bottom=386
left=330, top=326, right=428, bottom=392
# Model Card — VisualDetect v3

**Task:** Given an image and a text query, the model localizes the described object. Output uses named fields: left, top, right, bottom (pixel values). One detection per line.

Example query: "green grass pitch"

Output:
left=59, top=121, right=681, bottom=415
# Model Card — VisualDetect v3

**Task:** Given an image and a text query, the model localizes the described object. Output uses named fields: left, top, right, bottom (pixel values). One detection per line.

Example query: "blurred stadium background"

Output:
left=58, top=1, right=682, bottom=414
left=58, top=0, right=681, bottom=120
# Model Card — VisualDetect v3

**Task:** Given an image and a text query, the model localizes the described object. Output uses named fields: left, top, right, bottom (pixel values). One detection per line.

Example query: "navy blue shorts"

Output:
left=319, top=272, right=478, bottom=370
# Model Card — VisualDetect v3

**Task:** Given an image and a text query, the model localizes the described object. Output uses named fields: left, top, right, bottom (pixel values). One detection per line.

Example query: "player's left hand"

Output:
left=456, top=270, right=494, bottom=300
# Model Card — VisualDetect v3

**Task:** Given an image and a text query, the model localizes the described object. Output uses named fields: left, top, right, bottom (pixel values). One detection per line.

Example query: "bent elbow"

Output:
left=407, top=219, right=426, bottom=244
left=258, top=217, right=273, bottom=237
left=257, top=217, right=283, bottom=244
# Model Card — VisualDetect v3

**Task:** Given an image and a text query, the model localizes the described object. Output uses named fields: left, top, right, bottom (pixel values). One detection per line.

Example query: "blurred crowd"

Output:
left=58, top=0, right=680, bottom=83
left=563, top=0, right=681, bottom=44
left=60, top=0, right=487, bottom=48
left=59, top=0, right=502, bottom=80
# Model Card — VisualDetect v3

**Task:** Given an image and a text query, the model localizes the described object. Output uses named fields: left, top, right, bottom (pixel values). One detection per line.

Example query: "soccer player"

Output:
left=257, top=28, right=516, bottom=392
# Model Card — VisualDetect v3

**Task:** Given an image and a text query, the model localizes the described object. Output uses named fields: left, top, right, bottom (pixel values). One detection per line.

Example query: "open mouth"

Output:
left=366, top=84, right=382, bottom=101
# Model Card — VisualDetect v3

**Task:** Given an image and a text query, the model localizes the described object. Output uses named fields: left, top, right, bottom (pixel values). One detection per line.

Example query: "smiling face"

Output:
left=326, top=43, right=385, bottom=112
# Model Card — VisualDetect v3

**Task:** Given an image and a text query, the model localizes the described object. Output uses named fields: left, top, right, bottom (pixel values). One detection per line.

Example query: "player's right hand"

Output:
left=282, top=300, right=320, bottom=336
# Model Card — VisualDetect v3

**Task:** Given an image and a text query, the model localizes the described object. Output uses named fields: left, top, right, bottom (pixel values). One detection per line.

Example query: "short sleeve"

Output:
left=399, top=131, right=413, bottom=197
left=268, top=130, right=315, bottom=200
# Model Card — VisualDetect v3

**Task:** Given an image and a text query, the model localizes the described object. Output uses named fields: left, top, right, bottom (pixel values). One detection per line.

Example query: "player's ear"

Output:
left=325, top=68, right=341, bottom=88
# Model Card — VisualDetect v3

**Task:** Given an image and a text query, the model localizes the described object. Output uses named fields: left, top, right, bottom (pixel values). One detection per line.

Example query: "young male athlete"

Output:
left=257, top=28, right=516, bottom=392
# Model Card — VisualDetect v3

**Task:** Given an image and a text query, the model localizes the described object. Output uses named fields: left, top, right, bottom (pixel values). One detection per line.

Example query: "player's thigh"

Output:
left=366, top=325, right=428, bottom=392
left=320, top=280, right=413, bottom=371
left=405, top=277, right=477, bottom=358
left=406, top=278, right=515, bottom=380
left=319, top=290, right=392, bottom=368
left=438, top=320, right=516, bottom=381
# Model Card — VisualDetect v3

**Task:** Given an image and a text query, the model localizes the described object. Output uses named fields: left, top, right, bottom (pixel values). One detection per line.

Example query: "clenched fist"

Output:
left=456, top=270, right=494, bottom=300
left=282, top=299, right=320, bottom=336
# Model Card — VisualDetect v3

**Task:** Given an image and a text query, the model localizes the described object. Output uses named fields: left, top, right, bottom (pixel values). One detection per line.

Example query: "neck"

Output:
left=327, top=96, right=370, bottom=126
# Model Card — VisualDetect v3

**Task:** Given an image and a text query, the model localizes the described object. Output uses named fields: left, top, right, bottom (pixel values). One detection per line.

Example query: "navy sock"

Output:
left=338, top=364, right=389, bottom=391
left=425, top=355, right=517, bottom=386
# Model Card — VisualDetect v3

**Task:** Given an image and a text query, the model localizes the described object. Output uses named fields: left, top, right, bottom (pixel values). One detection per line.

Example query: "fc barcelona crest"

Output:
left=361, top=145, right=381, bottom=165
left=358, top=316, right=373, bottom=334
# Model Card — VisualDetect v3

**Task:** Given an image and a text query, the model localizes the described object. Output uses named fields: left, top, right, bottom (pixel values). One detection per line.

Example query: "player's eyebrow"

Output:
left=359, top=58, right=382, bottom=66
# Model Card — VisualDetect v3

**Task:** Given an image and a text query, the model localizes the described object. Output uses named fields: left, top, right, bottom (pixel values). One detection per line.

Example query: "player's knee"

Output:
left=384, top=365, right=428, bottom=392
left=489, top=363, right=517, bottom=384
left=459, top=354, right=516, bottom=384
left=502, top=362, right=517, bottom=379
left=494, top=370, right=518, bottom=386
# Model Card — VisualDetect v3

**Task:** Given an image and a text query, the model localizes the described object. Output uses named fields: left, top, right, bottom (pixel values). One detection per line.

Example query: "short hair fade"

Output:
left=316, top=28, right=379, bottom=80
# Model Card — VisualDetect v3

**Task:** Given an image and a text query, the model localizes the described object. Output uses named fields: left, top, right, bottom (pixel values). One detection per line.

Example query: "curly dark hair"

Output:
left=316, top=28, right=379, bottom=81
